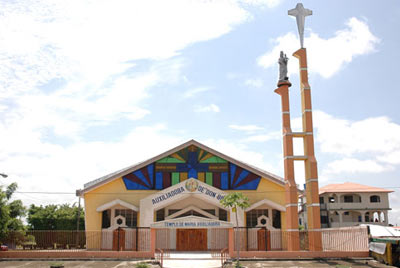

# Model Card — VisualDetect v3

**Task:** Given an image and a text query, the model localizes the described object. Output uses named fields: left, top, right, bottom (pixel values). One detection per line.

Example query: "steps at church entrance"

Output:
left=162, top=252, right=223, bottom=268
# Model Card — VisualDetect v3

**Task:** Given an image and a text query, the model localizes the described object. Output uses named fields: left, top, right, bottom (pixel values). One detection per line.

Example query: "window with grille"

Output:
left=156, top=209, right=165, bottom=222
left=246, top=209, right=268, bottom=227
left=115, top=209, right=137, bottom=227
left=203, top=209, right=215, bottom=215
left=343, top=195, right=353, bottom=203
left=272, top=210, right=281, bottom=229
left=370, top=195, right=380, bottom=203
left=168, top=209, right=181, bottom=216
left=102, top=209, right=111, bottom=228
left=219, top=208, right=228, bottom=221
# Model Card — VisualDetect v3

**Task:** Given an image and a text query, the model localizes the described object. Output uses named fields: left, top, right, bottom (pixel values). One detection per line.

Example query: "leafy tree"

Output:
left=0, top=182, right=26, bottom=244
left=220, top=192, right=250, bottom=268
left=28, top=203, right=84, bottom=230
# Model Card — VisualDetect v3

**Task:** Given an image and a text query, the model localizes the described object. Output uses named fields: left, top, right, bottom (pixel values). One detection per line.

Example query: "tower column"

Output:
left=293, top=48, right=322, bottom=251
left=275, top=81, right=300, bottom=251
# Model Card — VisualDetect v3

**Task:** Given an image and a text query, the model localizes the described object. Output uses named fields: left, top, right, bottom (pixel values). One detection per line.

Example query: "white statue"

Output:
left=278, top=51, right=289, bottom=82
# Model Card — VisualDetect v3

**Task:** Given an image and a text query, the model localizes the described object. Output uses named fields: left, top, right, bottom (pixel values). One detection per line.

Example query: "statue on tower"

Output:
left=278, top=51, right=289, bottom=82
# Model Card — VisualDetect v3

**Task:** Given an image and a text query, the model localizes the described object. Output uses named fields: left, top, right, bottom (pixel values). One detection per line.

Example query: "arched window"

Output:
left=370, top=195, right=380, bottom=203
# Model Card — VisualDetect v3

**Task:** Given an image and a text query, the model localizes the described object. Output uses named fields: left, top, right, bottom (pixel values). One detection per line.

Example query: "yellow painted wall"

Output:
left=224, top=177, right=287, bottom=230
left=84, top=177, right=157, bottom=231
left=84, top=176, right=287, bottom=232
left=228, top=178, right=285, bottom=206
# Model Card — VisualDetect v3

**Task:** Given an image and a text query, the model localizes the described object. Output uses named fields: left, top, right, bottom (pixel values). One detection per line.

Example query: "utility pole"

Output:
left=76, top=195, right=81, bottom=247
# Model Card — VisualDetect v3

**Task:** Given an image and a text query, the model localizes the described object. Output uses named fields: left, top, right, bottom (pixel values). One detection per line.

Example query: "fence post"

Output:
left=264, top=228, right=268, bottom=251
left=117, top=227, right=120, bottom=251
left=228, top=228, right=234, bottom=257
left=246, top=228, right=249, bottom=251
left=136, top=227, right=139, bottom=251
left=151, top=228, right=156, bottom=257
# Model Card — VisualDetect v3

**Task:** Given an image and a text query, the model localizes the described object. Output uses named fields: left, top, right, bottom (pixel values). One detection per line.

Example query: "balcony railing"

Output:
left=325, top=202, right=389, bottom=210
left=330, top=222, right=386, bottom=228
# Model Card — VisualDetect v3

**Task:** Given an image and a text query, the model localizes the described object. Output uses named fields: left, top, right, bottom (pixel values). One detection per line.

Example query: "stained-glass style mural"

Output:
left=122, top=145, right=261, bottom=190
left=230, top=163, right=261, bottom=190
left=123, top=164, right=154, bottom=190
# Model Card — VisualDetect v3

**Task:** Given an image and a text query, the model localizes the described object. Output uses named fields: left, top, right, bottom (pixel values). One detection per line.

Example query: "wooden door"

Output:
left=112, top=228, right=125, bottom=251
left=257, top=228, right=271, bottom=251
left=176, top=229, right=207, bottom=251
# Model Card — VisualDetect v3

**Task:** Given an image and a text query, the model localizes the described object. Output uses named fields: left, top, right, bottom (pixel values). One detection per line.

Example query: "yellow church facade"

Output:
left=78, top=139, right=289, bottom=251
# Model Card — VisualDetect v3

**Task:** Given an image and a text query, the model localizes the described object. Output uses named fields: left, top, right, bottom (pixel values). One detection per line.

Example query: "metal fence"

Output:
left=234, top=226, right=368, bottom=252
left=2, top=226, right=367, bottom=253
left=321, top=226, right=368, bottom=251
left=2, top=228, right=151, bottom=252
left=233, top=227, right=302, bottom=251
left=155, top=228, right=229, bottom=251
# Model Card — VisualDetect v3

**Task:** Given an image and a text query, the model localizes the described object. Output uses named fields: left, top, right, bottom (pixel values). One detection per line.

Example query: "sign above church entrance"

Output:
left=150, top=215, right=233, bottom=229
left=151, top=178, right=225, bottom=205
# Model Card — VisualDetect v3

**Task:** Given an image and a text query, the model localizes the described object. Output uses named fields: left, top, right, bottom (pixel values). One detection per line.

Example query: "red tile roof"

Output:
left=319, top=182, right=393, bottom=194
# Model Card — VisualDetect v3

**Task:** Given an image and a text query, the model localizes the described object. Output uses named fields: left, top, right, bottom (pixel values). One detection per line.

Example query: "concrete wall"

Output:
left=320, top=192, right=390, bottom=210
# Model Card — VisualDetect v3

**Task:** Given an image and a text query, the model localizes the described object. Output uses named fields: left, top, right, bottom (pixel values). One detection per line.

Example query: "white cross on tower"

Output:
left=288, top=3, right=312, bottom=48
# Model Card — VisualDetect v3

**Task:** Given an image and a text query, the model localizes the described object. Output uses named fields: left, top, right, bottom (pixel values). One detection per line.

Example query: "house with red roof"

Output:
left=299, top=182, right=393, bottom=228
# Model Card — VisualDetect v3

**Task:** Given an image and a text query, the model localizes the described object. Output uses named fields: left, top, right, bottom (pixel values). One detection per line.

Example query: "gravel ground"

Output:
left=0, top=260, right=159, bottom=268
left=225, top=259, right=396, bottom=268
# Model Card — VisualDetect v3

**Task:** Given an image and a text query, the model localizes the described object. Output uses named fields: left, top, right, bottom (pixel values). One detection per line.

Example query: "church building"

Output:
left=78, top=139, right=288, bottom=251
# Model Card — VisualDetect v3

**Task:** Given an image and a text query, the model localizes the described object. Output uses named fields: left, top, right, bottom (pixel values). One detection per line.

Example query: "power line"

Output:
left=14, top=191, right=75, bottom=195
left=13, top=186, right=400, bottom=195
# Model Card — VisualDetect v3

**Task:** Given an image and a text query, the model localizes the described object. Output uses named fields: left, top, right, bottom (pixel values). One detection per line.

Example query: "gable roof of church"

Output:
left=78, top=139, right=285, bottom=195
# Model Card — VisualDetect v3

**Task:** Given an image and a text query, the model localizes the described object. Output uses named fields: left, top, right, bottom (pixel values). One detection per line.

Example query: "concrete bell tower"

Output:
left=274, top=3, right=322, bottom=251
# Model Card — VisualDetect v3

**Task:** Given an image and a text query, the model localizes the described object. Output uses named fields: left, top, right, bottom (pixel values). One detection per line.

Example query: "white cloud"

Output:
left=389, top=191, right=400, bottom=226
left=244, top=78, right=264, bottom=88
left=239, top=0, right=283, bottom=8
left=202, top=138, right=281, bottom=175
left=0, top=0, right=252, bottom=97
left=258, top=17, right=380, bottom=78
left=288, top=110, right=400, bottom=185
left=313, top=111, right=400, bottom=158
left=5, top=123, right=185, bottom=206
left=194, top=104, right=220, bottom=113
left=0, top=0, right=283, bottom=208
left=0, top=70, right=159, bottom=144
left=377, top=151, right=400, bottom=165
left=301, top=110, right=400, bottom=176
left=0, top=0, right=259, bottom=143
left=183, top=86, right=213, bottom=99
left=324, top=158, right=389, bottom=174
left=229, top=124, right=264, bottom=132
left=243, top=134, right=278, bottom=142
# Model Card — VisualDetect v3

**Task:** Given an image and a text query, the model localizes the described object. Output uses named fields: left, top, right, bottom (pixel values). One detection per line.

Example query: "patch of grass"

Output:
left=49, top=262, right=64, bottom=268
left=234, top=261, right=244, bottom=268
left=336, top=265, right=351, bottom=268
left=135, top=262, right=150, bottom=268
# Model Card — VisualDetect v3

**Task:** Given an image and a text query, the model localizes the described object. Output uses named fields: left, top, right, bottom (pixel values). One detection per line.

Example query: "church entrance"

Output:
left=176, top=229, right=207, bottom=251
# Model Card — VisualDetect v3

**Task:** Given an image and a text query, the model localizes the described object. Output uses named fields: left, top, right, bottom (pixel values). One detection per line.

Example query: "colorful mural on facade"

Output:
left=122, top=145, right=261, bottom=190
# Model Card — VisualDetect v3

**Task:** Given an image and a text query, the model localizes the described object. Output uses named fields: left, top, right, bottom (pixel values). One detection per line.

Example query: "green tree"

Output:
left=27, top=203, right=84, bottom=230
left=0, top=182, right=26, bottom=244
left=220, top=192, right=250, bottom=268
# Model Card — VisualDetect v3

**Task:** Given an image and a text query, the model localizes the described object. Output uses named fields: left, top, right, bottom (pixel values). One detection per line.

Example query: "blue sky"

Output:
left=1, top=0, right=399, bottom=225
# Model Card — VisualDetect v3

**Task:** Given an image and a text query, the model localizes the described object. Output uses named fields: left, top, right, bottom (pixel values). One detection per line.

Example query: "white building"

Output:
left=299, top=182, right=393, bottom=229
